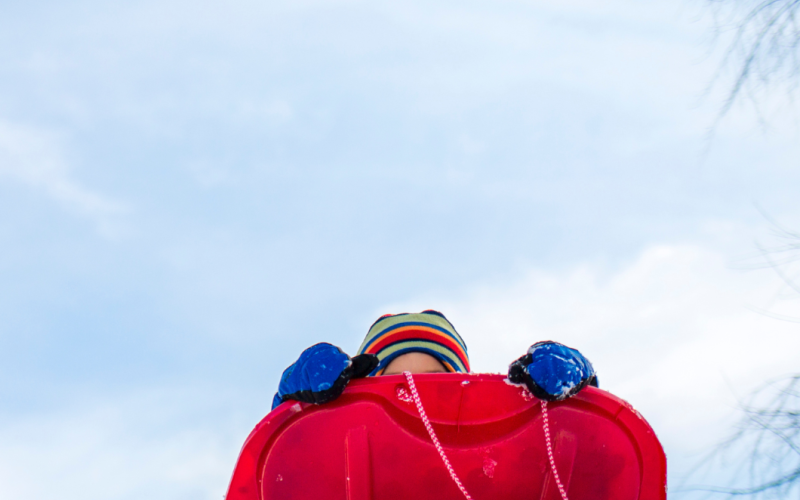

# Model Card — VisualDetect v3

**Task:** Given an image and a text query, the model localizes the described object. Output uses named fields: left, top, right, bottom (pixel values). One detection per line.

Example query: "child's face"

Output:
left=382, top=352, right=448, bottom=375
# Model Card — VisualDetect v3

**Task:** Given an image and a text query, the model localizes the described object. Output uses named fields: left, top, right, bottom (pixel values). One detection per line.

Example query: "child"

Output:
left=272, top=310, right=596, bottom=410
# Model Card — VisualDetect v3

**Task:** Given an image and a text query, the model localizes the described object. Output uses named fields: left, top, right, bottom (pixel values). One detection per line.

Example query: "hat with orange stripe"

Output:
left=357, top=310, right=470, bottom=376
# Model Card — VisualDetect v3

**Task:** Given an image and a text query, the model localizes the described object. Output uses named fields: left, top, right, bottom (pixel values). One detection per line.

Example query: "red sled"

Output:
left=225, top=373, right=667, bottom=500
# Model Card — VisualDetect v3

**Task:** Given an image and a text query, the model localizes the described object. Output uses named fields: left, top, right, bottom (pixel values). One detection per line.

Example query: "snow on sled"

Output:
left=225, top=373, right=666, bottom=500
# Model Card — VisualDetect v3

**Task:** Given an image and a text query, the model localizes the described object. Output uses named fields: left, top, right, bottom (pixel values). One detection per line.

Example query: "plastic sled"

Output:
left=225, top=373, right=666, bottom=500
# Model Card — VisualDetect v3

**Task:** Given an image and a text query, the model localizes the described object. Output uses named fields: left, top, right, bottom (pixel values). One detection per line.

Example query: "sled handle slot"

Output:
left=345, top=426, right=372, bottom=500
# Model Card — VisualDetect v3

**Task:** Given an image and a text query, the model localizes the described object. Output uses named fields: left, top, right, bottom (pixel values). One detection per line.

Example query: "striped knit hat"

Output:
left=357, top=310, right=470, bottom=376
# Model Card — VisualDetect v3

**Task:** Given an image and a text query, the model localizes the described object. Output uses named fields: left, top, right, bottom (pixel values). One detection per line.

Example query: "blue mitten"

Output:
left=271, top=343, right=379, bottom=410
left=507, top=341, right=597, bottom=401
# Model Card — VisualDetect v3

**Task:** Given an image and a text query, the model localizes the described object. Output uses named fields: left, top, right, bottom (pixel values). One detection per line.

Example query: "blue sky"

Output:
left=1, top=1, right=799, bottom=498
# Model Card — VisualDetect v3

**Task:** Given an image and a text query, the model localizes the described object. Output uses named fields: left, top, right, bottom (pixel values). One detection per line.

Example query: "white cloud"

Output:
left=379, top=244, right=800, bottom=478
left=0, top=121, right=128, bottom=227
left=0, top=386, right=255, bottom=500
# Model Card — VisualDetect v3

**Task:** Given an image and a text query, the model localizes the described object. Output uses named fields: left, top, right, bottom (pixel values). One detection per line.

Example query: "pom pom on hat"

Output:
left=357, top=310, right=470, bottom=376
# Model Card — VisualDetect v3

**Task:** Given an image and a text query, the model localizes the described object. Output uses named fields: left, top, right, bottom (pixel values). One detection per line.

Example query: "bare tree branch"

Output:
left=687, top=375, right=800, bottom=498
left=709, top=0, right=800, bottom=116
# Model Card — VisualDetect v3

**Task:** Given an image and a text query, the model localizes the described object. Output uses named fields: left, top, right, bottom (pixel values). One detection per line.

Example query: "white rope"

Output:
left=541, top=400, right=569, bottom=500
left=401, top=371, right=570, bottom=500
left=403, top=371, right=473, bottom=500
